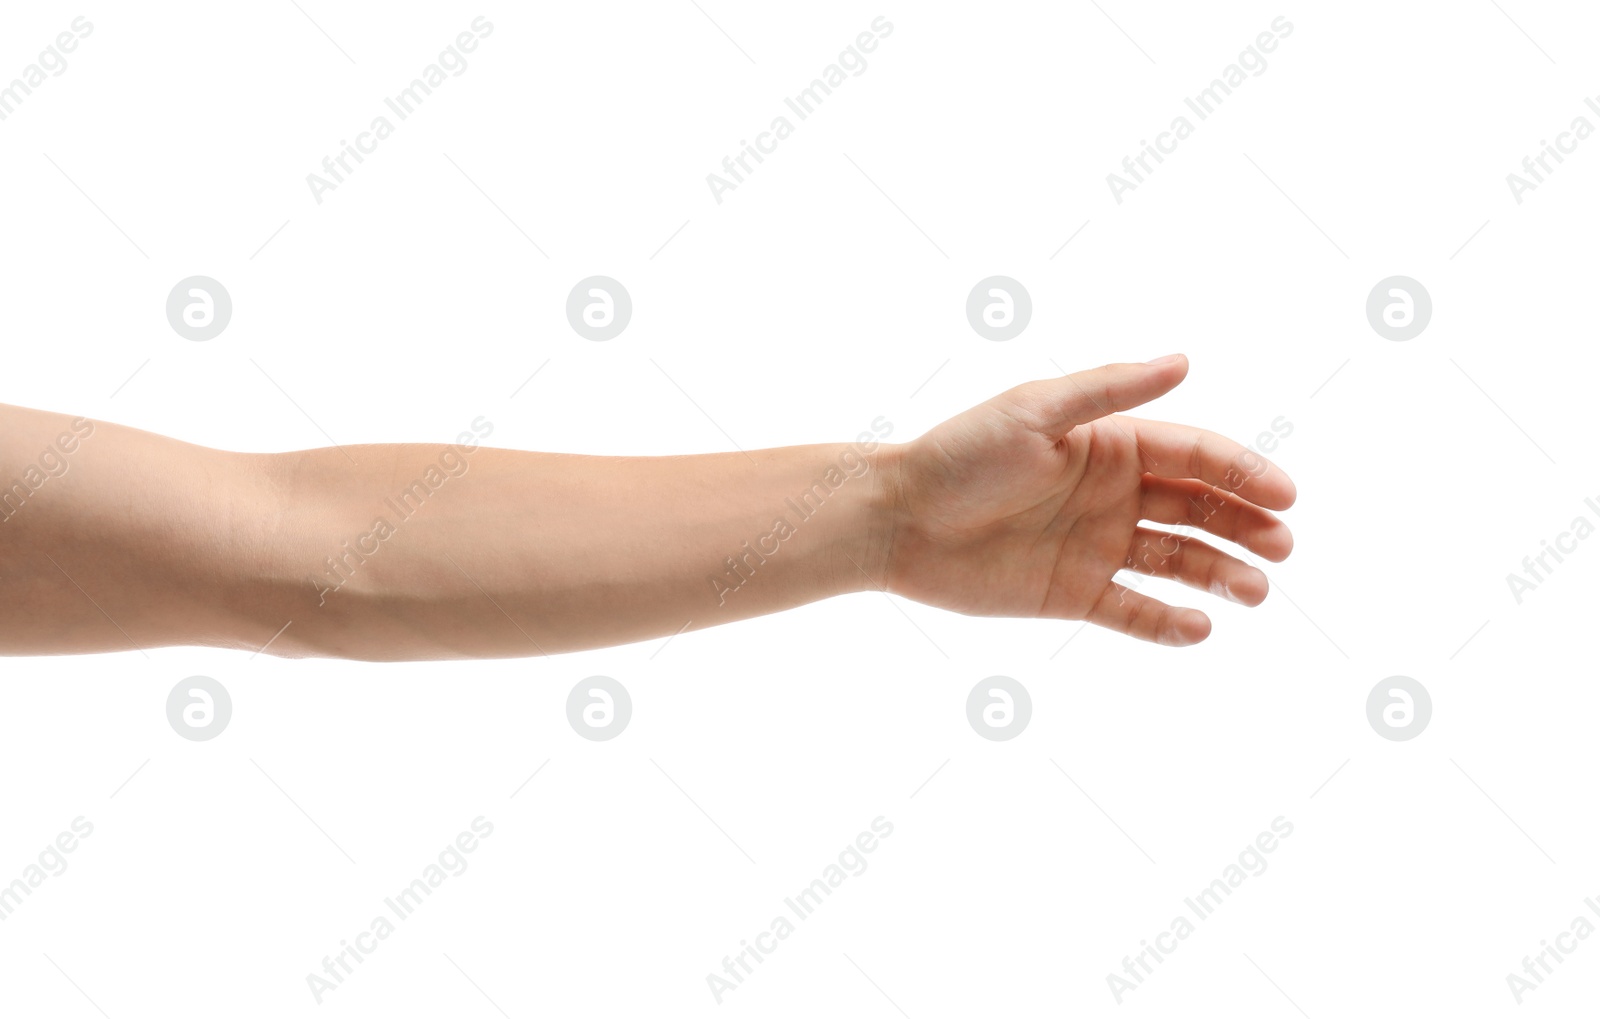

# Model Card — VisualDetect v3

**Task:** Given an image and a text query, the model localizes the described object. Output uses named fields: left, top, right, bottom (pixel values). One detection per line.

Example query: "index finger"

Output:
left=1123, top=417, right=1297, bottom=511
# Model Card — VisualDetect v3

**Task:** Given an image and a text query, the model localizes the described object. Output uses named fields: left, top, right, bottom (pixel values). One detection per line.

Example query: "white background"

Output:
left=2, top=1, right=1597, bottom=1015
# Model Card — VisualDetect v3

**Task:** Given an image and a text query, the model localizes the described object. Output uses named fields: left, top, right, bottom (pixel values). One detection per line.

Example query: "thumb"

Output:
left=1009, top=355, right=1189, bottom=435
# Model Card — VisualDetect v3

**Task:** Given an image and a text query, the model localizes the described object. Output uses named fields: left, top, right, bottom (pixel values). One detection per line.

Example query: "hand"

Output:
left=876, top=355, right=1297, bottom=646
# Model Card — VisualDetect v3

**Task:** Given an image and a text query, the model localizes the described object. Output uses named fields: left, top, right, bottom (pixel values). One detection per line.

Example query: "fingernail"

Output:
left=1145, top=353, right=1184, bottom=365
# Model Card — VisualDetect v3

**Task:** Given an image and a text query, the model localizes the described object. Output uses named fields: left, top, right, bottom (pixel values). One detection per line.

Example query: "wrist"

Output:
left=827, top=441, right=906, bottom=597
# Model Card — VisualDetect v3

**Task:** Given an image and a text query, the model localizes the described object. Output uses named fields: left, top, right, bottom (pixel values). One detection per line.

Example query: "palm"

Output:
left=880, top=358, right=1296, bottom=646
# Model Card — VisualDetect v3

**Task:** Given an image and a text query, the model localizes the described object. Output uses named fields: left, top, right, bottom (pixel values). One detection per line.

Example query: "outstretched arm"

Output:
left=0, top=355, right=1294, bottom=661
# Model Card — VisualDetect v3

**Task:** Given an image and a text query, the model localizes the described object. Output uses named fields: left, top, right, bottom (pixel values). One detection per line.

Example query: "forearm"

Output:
left=255, top=439, right=900, bottom=659
left=0, top=404, right=900, bottom=659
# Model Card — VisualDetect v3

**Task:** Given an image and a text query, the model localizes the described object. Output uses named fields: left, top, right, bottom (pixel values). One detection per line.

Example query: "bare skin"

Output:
left=0, top=355, right=1294, bottom=660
